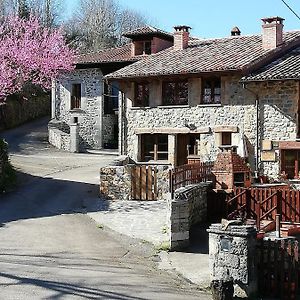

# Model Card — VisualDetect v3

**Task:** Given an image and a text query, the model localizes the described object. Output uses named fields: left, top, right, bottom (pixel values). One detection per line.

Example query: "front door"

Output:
left=176, top=134, right=199, bottom=166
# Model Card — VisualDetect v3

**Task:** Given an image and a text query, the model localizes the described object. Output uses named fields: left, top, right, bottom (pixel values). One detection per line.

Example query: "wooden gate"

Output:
left=131, top=165, right=157, bottom=201
left=257, top=239, right=299, bottom=299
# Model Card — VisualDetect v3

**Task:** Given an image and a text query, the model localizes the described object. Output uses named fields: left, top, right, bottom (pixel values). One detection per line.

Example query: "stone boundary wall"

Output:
left=168, top=183, right=211, bottom=250
left=48, top=122, right=70, bottom=151
left=100, top=161, right=171, bottom=201
left=0, top=94, right=50, bottom=131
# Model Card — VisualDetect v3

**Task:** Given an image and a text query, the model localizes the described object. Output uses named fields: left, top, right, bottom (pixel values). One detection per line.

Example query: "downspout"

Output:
left=242, top=83, right=260, bottom=178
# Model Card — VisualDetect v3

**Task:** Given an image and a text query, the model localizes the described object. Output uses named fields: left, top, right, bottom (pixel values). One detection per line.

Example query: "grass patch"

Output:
left=155, top=241, right=170, bottom=252
left=96, top=224, right=104, bottom=229
left=161, top=225, right=169, bottom=234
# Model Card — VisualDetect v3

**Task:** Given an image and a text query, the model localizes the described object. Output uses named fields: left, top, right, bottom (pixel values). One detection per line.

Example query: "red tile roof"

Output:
left=105, top=31, right=300, bottom=79
left=123, top=26, right=173, bottom=39
left=76, top=44, right=138, bottom=64
left=242, top=46, right=300, bottom=81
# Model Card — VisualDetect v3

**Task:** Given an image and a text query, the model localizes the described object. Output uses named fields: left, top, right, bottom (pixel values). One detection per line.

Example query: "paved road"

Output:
left=0, top=118, right=211, bottom=300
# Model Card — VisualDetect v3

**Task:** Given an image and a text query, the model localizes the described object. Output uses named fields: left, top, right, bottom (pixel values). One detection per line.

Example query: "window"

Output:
left=134, top=82, right=149, bottom=107
left=162, top=80, right=188, bottom=105
left=221, top=132, right=232, bottom=146
left=202, top=77, right=221, bottom=104
left=71, top=83, right=81, bottom=109
left=134, top=40, right=152, bottom=55
left=281, top=150, right=300, bottom=179
left=104, top=83, right=118, bottom=114
left=141, top=134, right=168, bottom=161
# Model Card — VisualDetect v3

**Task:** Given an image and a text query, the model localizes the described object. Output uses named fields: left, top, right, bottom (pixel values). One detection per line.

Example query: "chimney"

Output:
left=261, top=16, right=284, bottom=50
left=231, top=26, right=241, bottom=36
left=173, top=25, right=191, bottom=50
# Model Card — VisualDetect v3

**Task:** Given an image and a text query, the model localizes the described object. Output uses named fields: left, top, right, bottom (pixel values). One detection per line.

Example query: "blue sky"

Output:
left=65, top=0, right=300, bottom=38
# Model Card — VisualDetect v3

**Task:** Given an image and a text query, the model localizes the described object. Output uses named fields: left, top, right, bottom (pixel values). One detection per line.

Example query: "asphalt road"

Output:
left=0, top=118, right=211, bottom=300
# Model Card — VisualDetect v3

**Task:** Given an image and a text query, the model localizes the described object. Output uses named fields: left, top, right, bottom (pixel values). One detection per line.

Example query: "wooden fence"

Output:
left=131, top=165, right=157, bottom=201
left=257, top=238, right=299, bottom=299
left=169, top=162, right=214, bottom=197
left=226, top=186, right=300, bottom=230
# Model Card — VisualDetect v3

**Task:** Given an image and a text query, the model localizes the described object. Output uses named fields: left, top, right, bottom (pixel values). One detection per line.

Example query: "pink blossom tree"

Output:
left=0, top=15, right=75, bottom=102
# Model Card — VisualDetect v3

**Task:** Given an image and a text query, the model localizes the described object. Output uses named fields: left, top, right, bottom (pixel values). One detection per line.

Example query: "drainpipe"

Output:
left=242, top=83, right=259, bottom=178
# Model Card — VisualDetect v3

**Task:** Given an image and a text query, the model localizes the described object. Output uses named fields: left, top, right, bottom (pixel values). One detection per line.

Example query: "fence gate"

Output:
left=131, top=166, right=157, bottom=201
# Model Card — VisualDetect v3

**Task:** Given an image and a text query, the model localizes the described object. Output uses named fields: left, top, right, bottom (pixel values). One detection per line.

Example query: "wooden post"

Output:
left=275, top=214, right=280, bottom=238
left=295, top=160, right=299, bottom=179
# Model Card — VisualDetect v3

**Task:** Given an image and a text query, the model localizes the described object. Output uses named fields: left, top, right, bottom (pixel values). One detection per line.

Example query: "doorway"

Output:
left=177, top=134, right=199, bottom=166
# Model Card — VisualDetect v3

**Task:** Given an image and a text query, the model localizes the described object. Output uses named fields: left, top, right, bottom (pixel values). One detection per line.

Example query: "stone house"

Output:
left=48, top=26, right=174, bottom=151
left=106, top=17, right=300, bottom=180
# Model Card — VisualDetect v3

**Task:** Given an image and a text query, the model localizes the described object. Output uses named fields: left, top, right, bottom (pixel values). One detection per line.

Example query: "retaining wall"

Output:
left=169, top=183, right=211, bottom=250
left=0, top=94, right=50, bottom=130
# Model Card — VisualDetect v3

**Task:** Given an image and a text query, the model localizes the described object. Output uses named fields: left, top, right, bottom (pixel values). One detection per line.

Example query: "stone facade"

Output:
left=168, top=183, right=211, bottom=250
left=51, top=68, right=118, bottom=151
left=120, top=75, right=298, bottom=180
left=207, top=223, right=257, bottom=298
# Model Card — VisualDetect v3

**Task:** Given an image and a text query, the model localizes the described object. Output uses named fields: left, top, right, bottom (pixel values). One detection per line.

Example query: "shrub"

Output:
left=0, top=138, right=16, bottom=193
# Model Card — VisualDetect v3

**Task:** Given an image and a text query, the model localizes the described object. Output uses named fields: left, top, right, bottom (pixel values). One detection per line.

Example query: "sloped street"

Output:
left=0, top=118, right=210, bottom=300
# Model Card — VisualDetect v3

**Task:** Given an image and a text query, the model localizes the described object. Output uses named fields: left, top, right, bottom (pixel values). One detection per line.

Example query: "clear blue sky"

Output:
left=65, top=0, right=300, bottom=38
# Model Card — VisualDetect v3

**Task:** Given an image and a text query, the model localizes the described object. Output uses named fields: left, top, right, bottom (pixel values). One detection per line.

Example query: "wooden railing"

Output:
left=169, top=162, right=214, bottom=198
left=226, top=186, right=300, bottom=231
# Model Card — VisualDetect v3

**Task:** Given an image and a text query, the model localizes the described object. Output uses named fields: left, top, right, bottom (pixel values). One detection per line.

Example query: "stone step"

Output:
left=86, top=149, right=119, bottom=156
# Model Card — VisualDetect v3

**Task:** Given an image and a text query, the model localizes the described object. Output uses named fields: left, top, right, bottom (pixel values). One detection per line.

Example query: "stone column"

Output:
left=168, top=134, right=176, bottom=166
left=70, top=123, right=79, bottom=153
left=207, top=224, right=257, bottom=298
left=169, top=194, right=189, bottom=250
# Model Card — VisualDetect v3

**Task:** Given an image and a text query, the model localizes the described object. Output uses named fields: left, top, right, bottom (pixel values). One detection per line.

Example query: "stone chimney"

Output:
left=231, top=26, right=241, bottom=36
left=173, top=25, right=191, bottom=50
left=262, top=16, right=284, bottom=50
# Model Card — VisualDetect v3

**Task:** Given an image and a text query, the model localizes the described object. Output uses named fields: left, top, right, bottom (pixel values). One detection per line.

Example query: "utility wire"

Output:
left=280, top=0, right=300, bottom=21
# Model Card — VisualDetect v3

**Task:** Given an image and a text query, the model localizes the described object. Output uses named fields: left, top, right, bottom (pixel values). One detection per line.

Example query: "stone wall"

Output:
left=53, top=69, right=118, bottom=150
left=207, top=223, right=257, bottom=298
left=100, top=161, right=171, bottom=201
left=168, top=183, right=210, bottom=250
left=122, top=75, right=298, bottom=180
left=0, top=94, right=50, bottom=130
left=48, top=121, right=71, bottom=151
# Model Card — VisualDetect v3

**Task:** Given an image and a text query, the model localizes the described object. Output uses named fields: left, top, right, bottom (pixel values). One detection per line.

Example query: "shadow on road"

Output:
left=0, top=170, right=103, bottom=226
left=0, top=271, right=146, bottom=300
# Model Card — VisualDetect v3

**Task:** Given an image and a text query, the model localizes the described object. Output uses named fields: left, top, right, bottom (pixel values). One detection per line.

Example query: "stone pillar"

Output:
left=207, top=224, right=257, bottom=298
left=168, top=134, right=176, bottom=166
left=169, top=195, right=189, bottom=250
left=70, top=123, right=79, bottom=153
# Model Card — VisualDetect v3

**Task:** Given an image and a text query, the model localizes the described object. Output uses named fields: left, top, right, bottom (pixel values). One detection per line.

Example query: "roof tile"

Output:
left=106, top=31, right=300, bottom=79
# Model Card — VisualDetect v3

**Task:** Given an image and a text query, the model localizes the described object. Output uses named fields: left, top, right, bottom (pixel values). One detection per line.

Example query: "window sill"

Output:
left=69, top=109, right=85, bottom=114
left=136, top=161, right=171, bottom=166
left=197, top=104, right=222, bottom=107
left=130, top=106, right=151, bottom=110
left=157, top=105, right=189, bottom=109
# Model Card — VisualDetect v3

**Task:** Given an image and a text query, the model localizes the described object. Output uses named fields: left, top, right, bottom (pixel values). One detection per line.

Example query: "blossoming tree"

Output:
left=0, top=15, right=75, bottom=102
